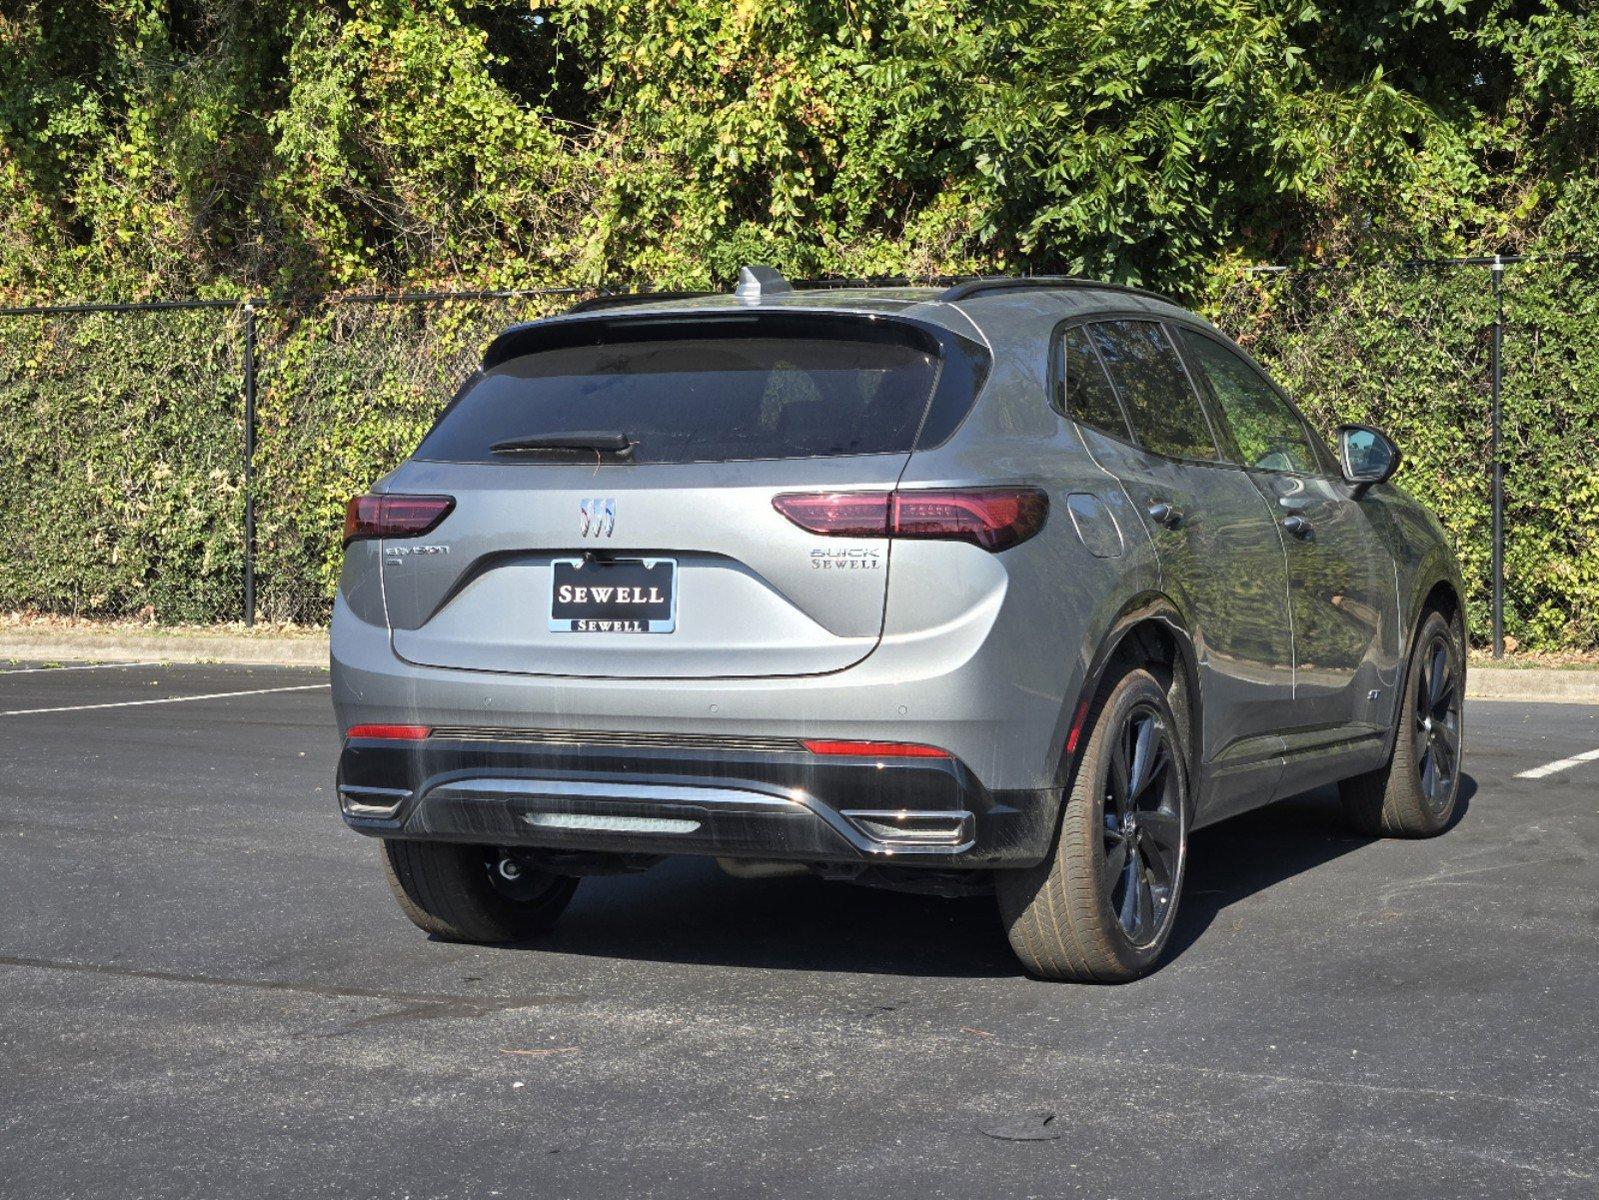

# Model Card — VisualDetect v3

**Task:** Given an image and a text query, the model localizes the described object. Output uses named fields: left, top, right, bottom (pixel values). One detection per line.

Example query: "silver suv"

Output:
left=332, top=268, right=1466, bottom=982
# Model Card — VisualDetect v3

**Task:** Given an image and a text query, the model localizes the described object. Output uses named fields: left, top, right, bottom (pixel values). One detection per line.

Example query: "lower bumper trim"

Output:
left=336, top=735, right=1058, bottom=868
left=420, top=776, right=972, bottom=858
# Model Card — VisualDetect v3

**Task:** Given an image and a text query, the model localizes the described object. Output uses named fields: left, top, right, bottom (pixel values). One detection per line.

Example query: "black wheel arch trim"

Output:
left=1050, top=591, right=1203, bottom=794
left=1387, top=560, right=1467, bottom=759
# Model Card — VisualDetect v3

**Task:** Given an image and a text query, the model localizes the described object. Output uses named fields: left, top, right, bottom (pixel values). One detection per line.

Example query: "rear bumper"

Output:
left=337, top=731, right=1057, bottom=868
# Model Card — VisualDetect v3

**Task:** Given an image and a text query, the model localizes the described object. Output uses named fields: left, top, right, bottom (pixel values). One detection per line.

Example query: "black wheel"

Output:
left=381, top=840, right=578, bottom=943
left=1340, top=609, right=1465, bottom=837
left=996, top=666, right=1190, bottom=982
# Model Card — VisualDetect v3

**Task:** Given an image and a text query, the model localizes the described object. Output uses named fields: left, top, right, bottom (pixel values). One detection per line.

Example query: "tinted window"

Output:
left=417, top=333, right=941, bottom=464
left=1061, top=326, right=1132, bottom=440
left=1089, top=321, right=1219, bottom=461
left=1179, top=331, right=1319, bottom=474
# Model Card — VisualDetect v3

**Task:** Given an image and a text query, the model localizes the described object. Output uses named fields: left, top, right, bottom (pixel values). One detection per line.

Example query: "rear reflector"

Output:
left=1065, top=699, right=1091, bottom=755
left=344, top=494, right=455, bottom=545
left=802, top=739, right=952, bottom=759
left=773, top=487, right=1047, bottom=551
left=345, top=724, right=431, bottom=741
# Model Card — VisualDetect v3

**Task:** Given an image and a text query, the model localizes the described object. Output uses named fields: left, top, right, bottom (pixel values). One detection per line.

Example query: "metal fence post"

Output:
left=243, top=302, right=257, bottom=627
left=1490, top=258, right=1505, bottom=659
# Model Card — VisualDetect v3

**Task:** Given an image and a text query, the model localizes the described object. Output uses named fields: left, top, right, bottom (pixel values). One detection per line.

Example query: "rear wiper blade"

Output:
left=490, top=432, right=634, bottom=458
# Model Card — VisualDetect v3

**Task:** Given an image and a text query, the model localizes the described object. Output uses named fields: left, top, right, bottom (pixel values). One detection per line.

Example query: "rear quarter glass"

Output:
left=415, top=314, right=983, bottom=465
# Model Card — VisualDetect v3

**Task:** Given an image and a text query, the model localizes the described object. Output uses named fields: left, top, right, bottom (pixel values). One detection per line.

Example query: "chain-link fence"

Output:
left=1, top=262, right=1595, bottom=650
left=1210, top=254, right=1599, bottom=656
left=0, top=288, right=584, bottom=627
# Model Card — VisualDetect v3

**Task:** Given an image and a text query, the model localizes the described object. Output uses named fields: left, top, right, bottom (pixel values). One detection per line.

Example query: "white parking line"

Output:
left=0, top=683, right=329, bottom=717
left=0, top=660, right=162, bottom=675
left=1515, top=747, right=1599, bottom=780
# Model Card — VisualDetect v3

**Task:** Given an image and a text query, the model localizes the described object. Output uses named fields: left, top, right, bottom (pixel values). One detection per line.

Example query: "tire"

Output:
left=1340, top=609, right=1465, bottom=838
left=996, top=666, right=1190, bottom=983
left=380, top=840, right=579, bottom=943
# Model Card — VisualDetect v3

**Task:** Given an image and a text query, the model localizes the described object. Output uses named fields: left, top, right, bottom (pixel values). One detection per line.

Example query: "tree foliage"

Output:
left=0, top=2, right=1595, bottom=641
left=2, top=1, right=1594, bottom=297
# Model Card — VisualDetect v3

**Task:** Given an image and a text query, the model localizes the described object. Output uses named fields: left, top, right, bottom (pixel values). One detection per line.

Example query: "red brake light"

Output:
left=802, top=739, right=952, bottom=759
left=771, top=492, right=891, bottom=537
left=772, top=487, right=1047, bottom=551
left=343, top=494, right=454, bottom=545
left=344, top=724, right=431, bottom=741
left=891, top=488, right=1048, bottom=551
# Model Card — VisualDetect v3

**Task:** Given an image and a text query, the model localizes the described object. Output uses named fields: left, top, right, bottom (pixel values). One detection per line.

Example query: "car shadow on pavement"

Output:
left=524, top=774, right=1476, bottom=979
left=1166, top=772, right=1477, bottom=961
left=541, top=855, right=1020, bottom=978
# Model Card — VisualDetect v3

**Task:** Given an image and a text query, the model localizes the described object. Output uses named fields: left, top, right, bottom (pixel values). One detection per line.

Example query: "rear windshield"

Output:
left=416, top=324, right=945, bottom=465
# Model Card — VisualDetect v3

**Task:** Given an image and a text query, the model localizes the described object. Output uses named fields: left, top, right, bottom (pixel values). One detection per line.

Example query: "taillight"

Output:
left=772, top=487, right=1047, bottom=551
left=891, top=488, right=1048, bottom=551
left=770, top=492, right=891, bottom=537
left=344, top=724, right=431, bottom=741
left=802, top=739, right=952, bottom=759
left=343, top=494, right=454, bottom=545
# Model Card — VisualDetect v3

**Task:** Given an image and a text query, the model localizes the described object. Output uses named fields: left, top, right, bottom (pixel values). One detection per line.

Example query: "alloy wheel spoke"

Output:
left=1118, top=852, right=1141, bottom=933
left=1108, top=742, right=1131, bottom=814
left=1103, top=838, right=1129, bottom=890
left=1428, top=645, right=1448, bottom=708
left=1431, top=677, right=1456, bottom=723
left=1134, top=867, right=1155, bottom=939
left=1435, top=720, right=1461, bottom=760
left=1131, top=743, right=1170, bottom=808
left=1431, top=730, right=1456, bottom=784
left=1137, top=809, right=1181, bottom=847
left=1128, top=715, right=1156, bottom=797
left=1139, top=834, right=1176, bottom=889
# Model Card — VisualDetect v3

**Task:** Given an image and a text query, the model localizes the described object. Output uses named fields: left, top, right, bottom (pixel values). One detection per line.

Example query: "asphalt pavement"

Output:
left=0, top=661, right=1595, bottom=1199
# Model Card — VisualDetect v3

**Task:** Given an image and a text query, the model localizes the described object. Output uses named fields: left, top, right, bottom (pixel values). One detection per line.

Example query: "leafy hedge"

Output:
left=0, top=2, right=1595, bottom=642
left=0, top=264, right=1593, bottom=649
left=0, top=309, right=245, bottom=621
left=251, top=295, right=574, bottom=620
left=1212, top=260, right=1599, bottom=652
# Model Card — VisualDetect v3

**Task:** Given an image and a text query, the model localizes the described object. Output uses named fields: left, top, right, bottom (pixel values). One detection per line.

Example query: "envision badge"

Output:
left=579, top=497, right=616, bottom=538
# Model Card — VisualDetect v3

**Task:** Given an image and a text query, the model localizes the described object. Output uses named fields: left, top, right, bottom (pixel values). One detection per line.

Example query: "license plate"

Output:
left=549, top=558, right=676, bottom=633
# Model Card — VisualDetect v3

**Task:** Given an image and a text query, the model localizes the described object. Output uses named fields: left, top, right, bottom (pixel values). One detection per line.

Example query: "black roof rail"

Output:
left=565, top=289, right=718, bottom=314
left=789, top=274, right=974, bottom=290
left=937, top=276, right=1180, bottom=306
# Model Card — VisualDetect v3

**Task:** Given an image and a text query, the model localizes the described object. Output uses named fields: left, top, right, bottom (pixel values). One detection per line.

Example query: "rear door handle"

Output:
left=1146, top=501, right=1182, bottom=529
left=1282, top=514, right=1313, bottom=539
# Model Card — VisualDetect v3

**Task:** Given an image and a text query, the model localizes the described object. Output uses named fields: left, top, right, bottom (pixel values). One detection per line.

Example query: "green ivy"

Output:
left=0, top=2, right=1595, bottom=641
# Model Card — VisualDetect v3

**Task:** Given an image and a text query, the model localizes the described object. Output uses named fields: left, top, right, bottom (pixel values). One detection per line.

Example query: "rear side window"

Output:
left=1089, top=321, right=1220, bottom=462
left=1061, top=326, right=1133, bottom=441
left=1178, top=329, right=1322, bottom=475
left=416, top=327, right=944, bottom=465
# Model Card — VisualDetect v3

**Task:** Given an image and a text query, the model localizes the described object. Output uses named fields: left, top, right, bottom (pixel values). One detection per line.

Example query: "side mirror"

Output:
left=1337, top=424, right=1400, bottom=497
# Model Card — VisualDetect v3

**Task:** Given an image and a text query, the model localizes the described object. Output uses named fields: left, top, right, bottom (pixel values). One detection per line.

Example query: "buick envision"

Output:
left=332, top=267, right=1465, bottom=982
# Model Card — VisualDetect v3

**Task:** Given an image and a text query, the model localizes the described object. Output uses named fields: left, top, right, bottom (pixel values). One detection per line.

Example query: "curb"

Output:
left=0, top=630, right=328, bottom=668
left=0, top=631, right=1594, bottom=702
left=1466, top=666, right=1599, bottom=705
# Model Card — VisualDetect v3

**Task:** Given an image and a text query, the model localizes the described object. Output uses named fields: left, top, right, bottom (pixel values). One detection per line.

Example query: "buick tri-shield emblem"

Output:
left=579, top=497, right=615, bottom=538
